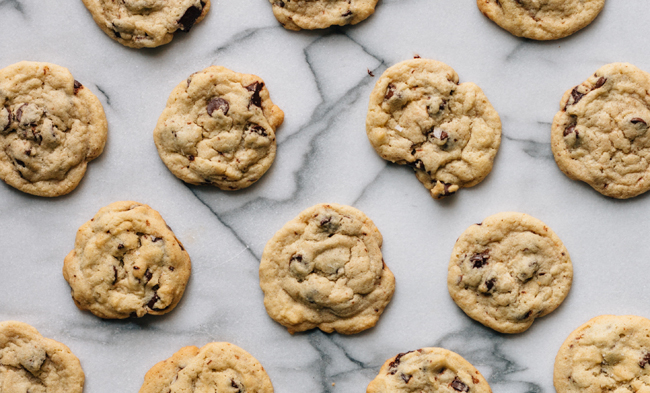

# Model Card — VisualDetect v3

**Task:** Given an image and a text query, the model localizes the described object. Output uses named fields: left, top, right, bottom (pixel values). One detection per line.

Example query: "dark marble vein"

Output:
left=95, top=85, right=111, bottom=106
left=0, top=0, right=25, bottom=15
left=503, top=133, right=553, bottom=160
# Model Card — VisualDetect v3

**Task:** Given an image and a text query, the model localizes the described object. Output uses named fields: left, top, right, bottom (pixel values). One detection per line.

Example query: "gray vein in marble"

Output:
left=503, top=134, right=553, bottom=160
left=210, top=26, right=278, bottom=57
left=0, top=0, right=24, bottom=15
left=95, top=85, right=112, bottom=106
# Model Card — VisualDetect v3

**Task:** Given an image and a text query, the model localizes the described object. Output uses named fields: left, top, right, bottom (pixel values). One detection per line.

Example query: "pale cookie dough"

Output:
left=139, top=342, right=273, bottom=393
left=447, top=212, right=572, bottom=334
left=0, top=61, right=107, bottom=197
left=554, top=315, right=650, bottom=393
left=477, top=0, right=605, bottom=40
left=0, top=321, right=84, bottom=393
left=81, top=0, right=210, bottom=48
left=366, top=58, right=501, bottom=199
left=154, top=66, right=284, bottom=190
left=259, top=203, right=395, bottom=334
left=367, top=347, right=492, bottom=393
left=552, top=63, right=650, bottom=199
left=63, top=201, right=191, bottom=319
left=269, top=0, right=378, bottom=31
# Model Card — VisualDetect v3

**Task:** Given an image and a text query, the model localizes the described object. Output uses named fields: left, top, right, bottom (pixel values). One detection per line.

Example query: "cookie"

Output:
left=366, top=58, right=501, bottom=199
left=269, top=0, right=378, bottom=30
left=554, top=315, right=650, bottom=393
left=154, top=66, right=284, bottom=190
left=259, top=203, right=395, bottom=334
left=552, top=63, right=650, bottom=199
left=63, top=201, right=191, bottom=319
left=477, top=0, right=605, bottom=40
left=0, top=61, right=107, bottom=197
left=81, top=0, right=210, bottom=48
left=367, top=347, right=492, bottom=393
left=447, top=212, right=572, bottom=334
left=139, top=342, right=273, bottom=393
left=0, top=321, right=85, bottom=393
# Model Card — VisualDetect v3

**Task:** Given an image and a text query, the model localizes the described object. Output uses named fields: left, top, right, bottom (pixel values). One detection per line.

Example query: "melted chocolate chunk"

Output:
left=73, top=80, right=83, bottom=94
left=388, top=351, right=413, bottom=374
left=245, top=82, right=264, bottom=108
left=385, top=83, right=395, bottom=100
left=319, top=216, right=332, bottom=227
left=594, top=76, right=607, bottom=89
left=112, top=266, right=118, bottom=285
left=470, top=250, right=490, bottom=268
left=151, top=236, right=161, bottom=242
left=15, top=159, right=26, bottom=167
left=144, top=269, right=153, bottom=282
left=519, top=310, right=532, bottom=320
left=290, top=254, right=303, bottom=264
left=342, top=10, right=353, bottom=17
left=411, top=159, right=425, bottom=171
left=570, top=87, right=585, bottom=106
left=400, top=373, right=412, bottom=384
left=118, top=243, right=124, bottom=249
left=147, top=285, right=160, bottom=309
left=275, top=0, right=285, bottom=6
left=439, top=181, right=456, bottom=196
left=231, top=380, right=241, bottom=393
left=169, top=266, right=175, bottom=271
left=15, top=104, right=25, bottom=124
left=640, top=352, right=650, bottom=368
left=563, top=124, right=577, bottom=137
left=177, top=1, right=204, bottom=32
left=188, top=155, right=195, bottom=161
left=207, top=97, right=229, bottom=116
left=248, top=124, right=268, bottom=137
left=631, top=118, right=647, bottom=126
left=451, top=377, right=469, bottom=392
left=485, top=278, right=496, bottom=291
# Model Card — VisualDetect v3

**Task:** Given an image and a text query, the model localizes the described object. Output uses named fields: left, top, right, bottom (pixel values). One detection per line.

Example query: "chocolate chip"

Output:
left=151, top=236, right=161, bottom=242
left=177, top=1, right=204, bottom=31
left=519, top=310, right=532, bottom=320
left=400, top=373, right=412, bottom=384
left=147, top=292, right=160, bottom=309
left=319, top=217, right=332, bottom=226
left=118, top=243, right=124, bottom=249
left=3, top=107, right=11, bottom=131
left=73, top=80, right=83, bottom=94
left=274, top=0, right=285, bottom=6
left=112, top=266, right=118, bottom=285
left=15, top=159, right=25, bottom=167
left=388, top=351, right=413, bottom=374
left=640, top=353, right=650, bottom=368
left=15, top=104, right=25, bottom=123
left=451, top=377, right=469, bottom=392
left=410, top=159, right=425, bottom=171
left=470, top=250, right=490, bottom=268
left=631, top=118, right=647, bottom=126
left=385, top=83, right=395, bottom=100
left=290, top=254, right=303, bottom=264
left=485, top=278, right=496, bottom=291
left=440, top=131, right=448, bottom=139
left=169, top=266, right=175, bottom=271
left=245, top=82, right=264, bottom=108
left=231, top=380, right=241, bottom=393
left=570, top=87, right=585, bottom=106
left=594, top=76, right=607, bottom=89
left=342, top=10, right=353, bottom=17
left=207, top=97, right=229, bottom=116
left=439, top=181, right=456, bottom=196
left=144, top=269, right=153, bottom=282
left=563, top=124, right=577, bottom=137
left=248, top=124, right=268, bottom=137
left=188, top=155, right=195, bottom=161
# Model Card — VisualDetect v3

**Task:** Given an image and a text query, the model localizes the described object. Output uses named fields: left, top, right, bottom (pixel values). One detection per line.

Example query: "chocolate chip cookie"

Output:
left=477, top=0, right=605, bottom=40
left=259, top=203, right=395, bottom=334
left=269, top=0, right=378, bottom=30
left=139, top=342, right=273, bottom=393
left=0, top=61, right=107, bottom=197
left=447, top=212, right=572, bottom=334
left=0, top=321, right=85, bottom=393
left=366, top=58, right=501, bottom=199
left=554, top=315, right=650, bottom=393
left=552, top=63, right=650, bottom=199
left=154, top=66, right=284, bottom=190
left=367, top=347, right=492, bottom=393
left=81, top=0, right=210, bottom=48
left=63, top=201, right=191, bottom=319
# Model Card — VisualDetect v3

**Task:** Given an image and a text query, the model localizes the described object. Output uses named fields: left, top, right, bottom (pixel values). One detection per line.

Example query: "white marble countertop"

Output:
left=1, top=0, right=649, bottom=392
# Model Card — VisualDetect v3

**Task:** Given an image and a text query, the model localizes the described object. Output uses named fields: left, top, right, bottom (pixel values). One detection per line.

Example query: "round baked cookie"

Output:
left=154, top=66, right=284, bottom=190
left=477, top=0, right=605, bottom=40
left=269, top=0, right=378, bottom=31
left=552, top=63, right=650, bottom=199
left=0, top=321, right=84, bottom=393
left=63, top=201, right=191, bottom=319
left=554, top=315, right=650, bottom=393
left=81, top=0, right=210, bottom=48
left=447, top=212, right=572, bottom=334
left=259, top=203, right=395, bottom=334
left=366, top=58, right=501, bottom=199
left=367, top=347, right=492, bottom=393
left=0, top=61, right=107, bottom=197
left=139, top=342, right=273, bottom=393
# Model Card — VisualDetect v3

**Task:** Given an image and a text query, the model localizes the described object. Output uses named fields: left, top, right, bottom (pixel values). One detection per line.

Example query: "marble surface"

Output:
left=1, top=0, right=649, bottom=392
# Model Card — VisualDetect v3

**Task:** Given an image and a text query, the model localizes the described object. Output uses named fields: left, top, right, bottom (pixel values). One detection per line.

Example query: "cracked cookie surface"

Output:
left=367, top=347, right=492, bottom=393
left=154, top=66, right=284, bottom=190
left=81, top=0, right=210, bottom=48
left=554, top=315, right=650, bottom=393
left=139, top=342, right=273, bottom=393
left=552, top=63, right=650, bottom=199
left=0, top=321, right=84, bottom=393
left=366, top=58, right=501, bottom=199
left=269, top=0, right=378, bottom=30
left=259, top=203, right=395, bottom=334
left=447, top=212, right=572, bottom=334
left=63, top=201, right=191, bottom=319
left=0, top=61, right=107, bottom=197
left=477, top=0, right=605, bottom=40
